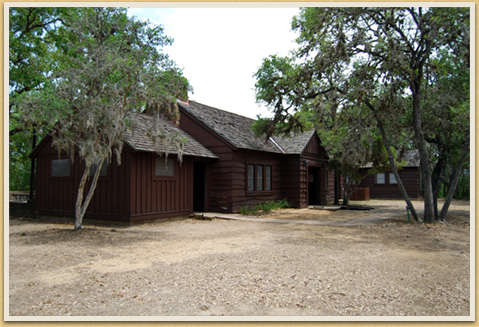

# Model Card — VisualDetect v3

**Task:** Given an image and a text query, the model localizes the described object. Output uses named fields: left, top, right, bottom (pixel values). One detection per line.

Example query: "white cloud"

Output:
left=128, top=7, right=299, bottom=119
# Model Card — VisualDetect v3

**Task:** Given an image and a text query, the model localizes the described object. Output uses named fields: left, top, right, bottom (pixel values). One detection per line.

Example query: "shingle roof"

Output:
left=362, top=149, right=420, bottom=168
left=178, top=101, right=315, bottom=154
left=123, top=113, right=218, bottom=159
left=273, top=131, right=317, bottom=154
left=401, top=149, right=420, bottom=167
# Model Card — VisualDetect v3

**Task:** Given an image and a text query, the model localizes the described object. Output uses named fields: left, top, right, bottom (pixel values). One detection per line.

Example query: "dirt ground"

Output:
left=7, top=199, right=472, bottom=319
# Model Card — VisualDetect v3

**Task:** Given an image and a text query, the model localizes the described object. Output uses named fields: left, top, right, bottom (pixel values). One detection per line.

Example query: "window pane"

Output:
left=389, top=173, right=397, bottom=184
left=248, top=165, right=254, bottom=191
left=257, top=165, right=263, bottom=191
left=265, top=166, right=272, bottom=191
left=376, top=173, right=385, bottom=184
left=52, top=159, right=71, bottom=177
left=155, top=158, right=175, bottom=177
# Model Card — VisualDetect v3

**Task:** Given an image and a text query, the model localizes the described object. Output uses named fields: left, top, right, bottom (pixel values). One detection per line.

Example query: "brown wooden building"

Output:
left=178, top=101, right=329, bottom=212
left=31, top=101, right=330, bottom=223
left=31, top=113, right=218, bottom=222
left=357, top=150, right=422, bottom=199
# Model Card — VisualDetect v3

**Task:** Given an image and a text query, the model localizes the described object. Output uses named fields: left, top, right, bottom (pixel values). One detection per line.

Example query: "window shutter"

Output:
left=51, top=159, right=71, bottom=177
left=155, top=158, right=175, bottom=177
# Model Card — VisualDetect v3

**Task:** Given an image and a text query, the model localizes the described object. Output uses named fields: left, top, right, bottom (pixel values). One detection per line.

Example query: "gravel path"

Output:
left=8, top=200, right=471, bottom=319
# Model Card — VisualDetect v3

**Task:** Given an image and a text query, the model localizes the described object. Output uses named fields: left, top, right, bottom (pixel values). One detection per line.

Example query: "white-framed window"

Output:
left=376, top=172, right=385, bottom=184
left=155, top=158, right=175, bottom=177
left=51, top=159, right=71, bottom=177
left=389, top=173, right=397, bottom=184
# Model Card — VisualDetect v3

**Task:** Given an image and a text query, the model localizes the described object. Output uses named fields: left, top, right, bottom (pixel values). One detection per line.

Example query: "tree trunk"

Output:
left=74, top=164, right=90, bottom=230
left=334, top=169, right=340, bottom=205
left=342, top=186, right=349, bottom=206
left=385, top=147, right=420, bottom=221
left=438, top=142, right=469, bottom=220
left=431, top=155, right=446, bottom=219
left=411, top=86, right=435, bottom=223
left=366, top=100, right=419, bottom=221
left=74, top=158, right=105, bottom=230
left=342, top=173, right=354, bottom=205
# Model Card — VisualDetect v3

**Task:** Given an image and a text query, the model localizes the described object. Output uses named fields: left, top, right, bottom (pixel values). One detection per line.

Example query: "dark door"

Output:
left=193, top=162, right=206, bottom=212
left=308, top=167, right=321, bottom=205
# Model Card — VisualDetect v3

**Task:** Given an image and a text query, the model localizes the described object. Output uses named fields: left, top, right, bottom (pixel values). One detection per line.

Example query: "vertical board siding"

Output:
left=130, top=152, right=194, bottom=217
left=34, top=137, right=195, bottom=221
left=84, top=151, right=130, bottom=217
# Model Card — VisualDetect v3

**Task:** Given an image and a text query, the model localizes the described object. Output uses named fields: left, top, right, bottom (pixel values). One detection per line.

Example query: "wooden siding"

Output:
left=179, top=109, right=332, bottom=213
left=281, top=155, right=303, bottom=208
left=34, top=123, right=331, bottom=219
left=281, top=135, right=329, bottom=208
left=325, top=170, right=344, bottom=203
left=34, top=137, right=196, bottom=222
left=326, top=170, right=335, bottom=203
left=303, top=133, right=327, bottom=158
left=359, top=168, right=421, bottom=199
left=209, top=151, right=234, bottom=212
left=129, top=152, right=194, bottom=221
left=35, top=137, right=131, bottom=221
left=179, top=109, right=232, bottom=212
left=230, top=150, right=283, bottom=212
left=301, top=134, right=328, bottom=207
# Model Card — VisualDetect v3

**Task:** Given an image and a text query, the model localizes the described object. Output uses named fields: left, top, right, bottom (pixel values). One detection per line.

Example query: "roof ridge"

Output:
left=268, top=136, right=286, bottom=154
left=179, top=101, right=318, bottom=155
left=187, top=100, right=257, bottom=122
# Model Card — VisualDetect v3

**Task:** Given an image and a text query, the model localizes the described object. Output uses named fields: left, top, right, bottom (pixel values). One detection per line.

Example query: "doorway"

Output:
left=308, top=167, right=321, bottom=205
left=193, top=162, right=206, bottom=212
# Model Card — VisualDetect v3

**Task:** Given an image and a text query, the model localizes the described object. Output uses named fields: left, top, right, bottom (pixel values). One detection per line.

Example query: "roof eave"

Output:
left=177, top=102, right=238, bottom=151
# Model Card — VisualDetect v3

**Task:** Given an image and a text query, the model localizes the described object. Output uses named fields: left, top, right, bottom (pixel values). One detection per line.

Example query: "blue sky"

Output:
left=127, top=6, right=300, bottom=119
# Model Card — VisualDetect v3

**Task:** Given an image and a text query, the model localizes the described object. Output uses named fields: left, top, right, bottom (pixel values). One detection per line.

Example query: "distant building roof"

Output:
left=123, top=113, right=218, bottom=159
left=362, top=149, right=420, bottom=168
left=178, top=101, right=317, bottom=155
left=401, top=149, right=420, bottom=167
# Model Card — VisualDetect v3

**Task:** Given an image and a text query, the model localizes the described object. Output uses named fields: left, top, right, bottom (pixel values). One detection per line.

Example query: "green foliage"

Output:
left=239, top=199, right=291, bottom=216
left=15, top=7, right=190, bottom=164
left=9, top=131, right=32, bottom=191
left=9, top=8, right=72, bottom=191
left=254, top=7, right=470, bottom=220
left=11, top=7, right=191, bottom=227
left=9, top=8, right=67, bottom=97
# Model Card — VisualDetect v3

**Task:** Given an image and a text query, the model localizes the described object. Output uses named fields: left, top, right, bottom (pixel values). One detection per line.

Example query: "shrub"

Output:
left=239, top=199, right=290, bottom=216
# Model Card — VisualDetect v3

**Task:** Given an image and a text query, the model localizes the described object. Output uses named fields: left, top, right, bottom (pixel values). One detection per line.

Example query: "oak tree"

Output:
left=254, top=7, right=470, bottom=222
left=16, top=8, right=190, bottom=229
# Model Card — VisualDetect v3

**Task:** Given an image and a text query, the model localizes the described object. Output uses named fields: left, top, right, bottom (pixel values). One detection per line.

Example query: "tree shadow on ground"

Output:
left=9, top=217, right=169, bottom=247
